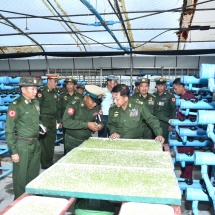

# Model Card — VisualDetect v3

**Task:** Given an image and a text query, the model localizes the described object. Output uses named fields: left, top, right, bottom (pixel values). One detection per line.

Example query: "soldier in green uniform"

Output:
left=76, top=84, right=85, bottom=95
left=63, top=85, right=105, bottom=153
left=37, top=73, right=61, bottom=169
left=130, top=78, right=157, bottom=139
left=153, top=77, right=176, bottom=144
left=6, top=77, right=43, bottom=200
left=58, top=78, right=82, bottom=154
left=107, top=84, right=164, bottom=143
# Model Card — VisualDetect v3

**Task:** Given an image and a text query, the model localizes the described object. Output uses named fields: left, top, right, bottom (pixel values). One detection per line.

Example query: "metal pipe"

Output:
left=169, top=139, right=211, bottom=147
left=170, top=119, right=198, bottom=126
left=195, top=152, right=215, bottom=165
left=197, top=110, right=215, bottom=124
left=180, top=100, right=215, bottom=110
left=180, top=76, right=208, bottom=85
left=80, top=0, right=127, bottom=52
left=199, top=64, right=215, bottom=79
left=186, top=188, right=211, bottom=201
left=192, top=200, right=199, bottom=215
left=179, top=127, right=207, bottom=137
left=201, top=165, right=215, bottom=200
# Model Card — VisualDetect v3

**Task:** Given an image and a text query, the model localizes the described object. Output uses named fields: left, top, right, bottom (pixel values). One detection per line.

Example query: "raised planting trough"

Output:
left=26, top=138, right=181, bottom=206
left=3, top=196, right=70, bottom=215
left=26, top=163, right=181, bottom=205
left=59, top=148, right=174, bottom=169
left=80, top=137, right=163, bottom=151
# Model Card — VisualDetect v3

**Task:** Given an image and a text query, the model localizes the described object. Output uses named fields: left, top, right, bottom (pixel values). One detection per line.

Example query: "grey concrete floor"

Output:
left=0, top=142, right=214, bottom=215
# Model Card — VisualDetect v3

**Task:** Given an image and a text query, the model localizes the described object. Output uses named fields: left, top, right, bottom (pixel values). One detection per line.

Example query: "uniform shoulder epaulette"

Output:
left=38, top=87, right=44, bottom=92
left=148, top=93, right=156, bottom=98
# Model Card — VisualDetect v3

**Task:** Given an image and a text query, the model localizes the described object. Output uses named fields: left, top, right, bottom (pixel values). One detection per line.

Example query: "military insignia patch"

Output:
left=8, top=110, right=16, bottom=118
left=130, top=109, right=138, bottom=117
left=35, top=105, right=40, bottom=112
left=158, top=102, right=164, bottom=106
left=114, top=112, right=118, bottom=117
left=13, top=101, right=17, bottom=104
left=38, top=93, right=42, bottom=98
left=172, top=98, right=176, bottom=102
left=68, top=108, right=75, bottom=115
left=64, top=96, right=67, bottom=100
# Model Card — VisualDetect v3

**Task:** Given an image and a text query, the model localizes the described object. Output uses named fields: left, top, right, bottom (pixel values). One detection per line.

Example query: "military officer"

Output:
left=130, top=78, right=157, bottom=139
left=63, top=85, right=105, bottom=153
left=37, top=73, right=60, bottom=169
left=58, top=78, right=82, bottom=154
left=76, top=84, right=85, bottom=95
left=6, top=77, right=43, bottom=200
left=108, top=84, right=164, bottom=143
left=153, top=77, right=176, bottom=144
left=58, top=78, right=82, bottom=120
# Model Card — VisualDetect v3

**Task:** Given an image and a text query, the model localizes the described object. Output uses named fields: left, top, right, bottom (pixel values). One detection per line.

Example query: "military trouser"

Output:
left=160, top=121, right=169, bottom=144
left=13, top=139, right=40, bottom=200
left=65, top=132, right=86, bottom=154
left=39, top=116, right=56, bottom=169
left=142, top=123, right=155, bottom=139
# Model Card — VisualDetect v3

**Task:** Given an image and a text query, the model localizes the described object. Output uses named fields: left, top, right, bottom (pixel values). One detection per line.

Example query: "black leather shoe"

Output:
left=185, top=178, right=193, bottom=185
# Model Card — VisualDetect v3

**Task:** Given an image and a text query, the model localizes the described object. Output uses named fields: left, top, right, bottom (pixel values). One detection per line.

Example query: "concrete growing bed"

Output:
left=80, top=137, right=163, bottom=151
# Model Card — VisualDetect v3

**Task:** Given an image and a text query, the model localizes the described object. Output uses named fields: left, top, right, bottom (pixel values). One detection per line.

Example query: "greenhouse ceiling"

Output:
left=0, top=0, right=215, bottom=59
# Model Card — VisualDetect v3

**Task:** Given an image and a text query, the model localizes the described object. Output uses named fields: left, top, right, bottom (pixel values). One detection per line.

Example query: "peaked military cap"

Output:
left=138, top=78, right=150, bottom=84
left=64, top=78, right=77, bottom=85
left=106, top=75, right=119, bottom=81
left=76, top=84, right=85, bottom=89
left=85, top=85, right=105, bottom=104
left=18, top=77, right=43, bottom=86
left=46, top=73, right=59, bottom=79
left=154, top=77, right=167, bottom=84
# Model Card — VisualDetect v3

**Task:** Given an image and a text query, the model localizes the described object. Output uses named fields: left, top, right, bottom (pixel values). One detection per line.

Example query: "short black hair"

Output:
left=112, top=84, right=130, bottom=97
left=173, top=78, right=185, bottom=86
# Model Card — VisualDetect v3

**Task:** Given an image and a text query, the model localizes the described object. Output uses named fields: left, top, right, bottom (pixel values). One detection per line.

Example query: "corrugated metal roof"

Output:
left=0, top=0, right=215, bottom=58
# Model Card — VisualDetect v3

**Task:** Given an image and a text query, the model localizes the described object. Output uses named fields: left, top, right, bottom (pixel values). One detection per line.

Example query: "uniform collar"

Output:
left=21, top=95, right=32, bottom=104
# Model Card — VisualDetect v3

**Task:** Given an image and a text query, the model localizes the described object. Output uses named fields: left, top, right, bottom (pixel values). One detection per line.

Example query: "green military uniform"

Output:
left=58, top=91, right=82, bottom=120
left=5, top=77, right=42, bottom=200
left=63, top=100, right=104, bottom=153
left=153, top=78, right=176, bottom=143
left=108, top=99, right=163, bottom=139
left=130, top=92, right=156, bottom=139
left=58, top=84, right=82, bottom=153
left=37, top=85, right=60, bottom=169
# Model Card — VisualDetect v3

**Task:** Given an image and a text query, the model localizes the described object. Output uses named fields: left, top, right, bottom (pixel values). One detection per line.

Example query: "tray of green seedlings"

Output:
left=80, top=137, right=163, bottom=151
left=59, top=148, right=174, bottom=169
left=26, top=163, right=181, bottom=205
left=3, top=196, right=69, bottom=215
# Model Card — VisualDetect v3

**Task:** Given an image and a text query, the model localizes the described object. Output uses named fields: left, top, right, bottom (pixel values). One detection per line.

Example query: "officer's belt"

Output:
left=17, top=136, right=38, bottom=142
left=40, top=114, right=56, bottom=118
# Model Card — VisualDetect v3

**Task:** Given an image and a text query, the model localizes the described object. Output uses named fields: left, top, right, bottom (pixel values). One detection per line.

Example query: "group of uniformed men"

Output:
left=6, top=74, right=193, bottom=200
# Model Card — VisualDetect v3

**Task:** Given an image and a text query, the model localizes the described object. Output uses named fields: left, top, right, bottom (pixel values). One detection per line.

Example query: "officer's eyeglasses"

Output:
left=26, top=87, right=38, bottom=91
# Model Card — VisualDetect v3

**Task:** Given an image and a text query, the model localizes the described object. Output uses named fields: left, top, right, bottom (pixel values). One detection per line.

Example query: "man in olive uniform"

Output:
left=76, top=84, right=85, bottom=95
left=58, top=78, right=82, bottom=154
left=107, top=84, right=164, bottom=143
left=37, top=74, right=60, bottom=169
left=130, top=78, right=157, bottom=139
left=153, top=77, right=176, bottom=144
left=63, top=85, right=105, bottom=153
left=6, top=77, right=43, bottom=200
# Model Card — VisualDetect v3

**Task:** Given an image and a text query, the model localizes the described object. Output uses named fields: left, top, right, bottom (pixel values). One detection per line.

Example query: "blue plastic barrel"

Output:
left=199, top=64, right=215, bottom=79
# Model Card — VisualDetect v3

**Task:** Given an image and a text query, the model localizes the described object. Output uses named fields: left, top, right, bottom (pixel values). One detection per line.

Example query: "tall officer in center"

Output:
left=130, top=78, right=157, bottom=139
left=153, top=77, right=176, bottom=144
left=37, top=74, right=61, bottom=169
